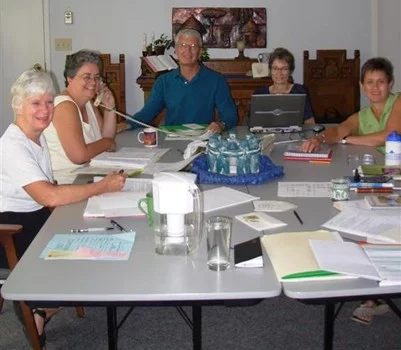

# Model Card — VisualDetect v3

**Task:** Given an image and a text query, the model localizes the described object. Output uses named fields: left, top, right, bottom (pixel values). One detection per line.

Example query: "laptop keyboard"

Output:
left=250, top=126, right=302, bottom=134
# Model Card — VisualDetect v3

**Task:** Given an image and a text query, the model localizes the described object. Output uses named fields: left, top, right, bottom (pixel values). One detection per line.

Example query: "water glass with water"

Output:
left=206, top=216, right=232, bottom=271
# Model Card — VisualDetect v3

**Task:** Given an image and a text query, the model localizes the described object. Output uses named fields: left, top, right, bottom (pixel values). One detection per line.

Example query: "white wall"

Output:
left=48, top=0, right=373, bottom=114
left=377, top=0, right=401, bottom=92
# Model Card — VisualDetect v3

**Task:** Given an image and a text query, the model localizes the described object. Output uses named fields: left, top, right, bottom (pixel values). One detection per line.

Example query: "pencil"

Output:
left=309, top=160, right=332, bottom=164
left=293, top=210, right=303, bottom=225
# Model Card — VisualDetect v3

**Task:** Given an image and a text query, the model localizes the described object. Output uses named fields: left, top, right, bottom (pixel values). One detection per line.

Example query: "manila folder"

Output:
left=261, top=230, right=341, bottom=281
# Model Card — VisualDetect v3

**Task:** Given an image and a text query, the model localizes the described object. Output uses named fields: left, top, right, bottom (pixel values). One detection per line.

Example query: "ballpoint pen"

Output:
left=71, top=227, right=114, bottom=233
left=293, top=210, right=304, bottom=225
left=110, top=219, right=127, bottom=232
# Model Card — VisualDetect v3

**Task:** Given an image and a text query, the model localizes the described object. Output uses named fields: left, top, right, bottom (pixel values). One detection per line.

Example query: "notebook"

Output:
left=249, top=94, right=305, bottom=133
left=283, top=144, right=332, bottom=161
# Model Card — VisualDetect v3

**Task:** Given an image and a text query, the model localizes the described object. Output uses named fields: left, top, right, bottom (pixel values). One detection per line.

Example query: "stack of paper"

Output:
left=90, top=147, right=169, bottom=169
left=322, top=207, right=401, bottom=243
left=202, top=187, right=259, bottom=213
left=310, top=240, right=401, bottom=286
left=84, top=178, right=152, bottom=218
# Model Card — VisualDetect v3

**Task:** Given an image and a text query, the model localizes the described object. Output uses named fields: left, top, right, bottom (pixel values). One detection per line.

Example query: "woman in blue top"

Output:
left=254, top=47, right=315, bottom=125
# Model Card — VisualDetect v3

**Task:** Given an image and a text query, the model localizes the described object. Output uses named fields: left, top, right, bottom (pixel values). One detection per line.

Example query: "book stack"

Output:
left=346, top=169, right=395, bottom=194
left=283, top=144, right=332, bottom=163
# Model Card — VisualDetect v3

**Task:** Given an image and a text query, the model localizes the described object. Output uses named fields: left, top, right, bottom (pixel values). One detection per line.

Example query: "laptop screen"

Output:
left=249, top=94, right=306, bottom=129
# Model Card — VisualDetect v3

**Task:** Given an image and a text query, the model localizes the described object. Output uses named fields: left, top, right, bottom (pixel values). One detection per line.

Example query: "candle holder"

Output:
left=235, top=40, right=249, bottom=60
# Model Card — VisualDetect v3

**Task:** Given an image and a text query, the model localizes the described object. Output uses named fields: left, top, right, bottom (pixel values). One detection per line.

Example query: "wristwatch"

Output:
left=341, top=137, right=348, bottom=144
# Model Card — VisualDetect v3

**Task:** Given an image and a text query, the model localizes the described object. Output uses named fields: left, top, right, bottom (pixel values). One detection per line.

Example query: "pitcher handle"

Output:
left=138, top=198, right=148, bottom=215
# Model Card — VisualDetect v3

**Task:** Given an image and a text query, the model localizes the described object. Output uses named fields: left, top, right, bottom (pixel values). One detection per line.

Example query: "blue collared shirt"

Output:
left=131, top=65, right=238, bottom=129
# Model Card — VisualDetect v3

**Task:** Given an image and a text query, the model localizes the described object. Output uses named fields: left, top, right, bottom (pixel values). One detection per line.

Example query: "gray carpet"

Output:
left=0, top=295, right=400, bottom=349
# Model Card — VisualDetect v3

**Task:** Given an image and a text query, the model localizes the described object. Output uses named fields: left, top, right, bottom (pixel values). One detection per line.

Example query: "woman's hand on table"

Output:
left=100, top=171, right=127, bottom=193
left=300, top=137, right=321, bottom=153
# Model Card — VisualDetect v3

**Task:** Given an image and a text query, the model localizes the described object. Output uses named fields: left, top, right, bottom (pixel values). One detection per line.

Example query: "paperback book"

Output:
left=365, top=194, right=401, bottom=210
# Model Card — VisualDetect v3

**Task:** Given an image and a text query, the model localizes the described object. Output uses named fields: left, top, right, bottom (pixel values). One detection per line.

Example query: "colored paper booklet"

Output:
left=260, top=230, right=355, bottom=282
left=283, top=144, right=332, bottom=161
left=234, top=237, right=264, bottom=268
left=364, top=194, right=401, bottom=210
left=40, top=232, right=136, bottom=260
left=235, top=212, right=287, bottom=231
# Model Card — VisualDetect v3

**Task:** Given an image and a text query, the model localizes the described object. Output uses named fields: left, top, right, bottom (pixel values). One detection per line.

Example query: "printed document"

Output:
left=278, top=182, right=331, bottom=197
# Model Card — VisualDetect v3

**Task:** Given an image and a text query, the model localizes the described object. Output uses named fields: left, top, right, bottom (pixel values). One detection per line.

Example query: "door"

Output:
left=0, top=0, right=49, bottom=134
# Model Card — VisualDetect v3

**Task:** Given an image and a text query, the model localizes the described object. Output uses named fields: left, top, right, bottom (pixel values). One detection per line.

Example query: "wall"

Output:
left=377, top=0, right=401, bottom=92
left=49, top=0, right=373, bottom=114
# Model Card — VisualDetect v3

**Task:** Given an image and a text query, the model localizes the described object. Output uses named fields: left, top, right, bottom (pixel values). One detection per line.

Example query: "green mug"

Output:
left=138, top=192, right=155, bottom=228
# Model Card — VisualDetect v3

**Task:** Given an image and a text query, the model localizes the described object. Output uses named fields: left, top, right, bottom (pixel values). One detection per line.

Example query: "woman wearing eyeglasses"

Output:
left=44, top=50, right=117, bottom=184
left=254, top=47, right=315, bottom=125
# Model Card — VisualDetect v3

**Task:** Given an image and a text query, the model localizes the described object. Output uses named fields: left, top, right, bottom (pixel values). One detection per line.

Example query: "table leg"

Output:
left=107, top=306, right=118, bottom=350
left=192, top=305, right=202, bottom=350
left=324, top=303, right=335, bottom=350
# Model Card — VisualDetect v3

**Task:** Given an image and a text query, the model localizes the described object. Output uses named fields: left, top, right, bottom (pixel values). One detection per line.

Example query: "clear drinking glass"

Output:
left=206, top=216, right=232, bottom=271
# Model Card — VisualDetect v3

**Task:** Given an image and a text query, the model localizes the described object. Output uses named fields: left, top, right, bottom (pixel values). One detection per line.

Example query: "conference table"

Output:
left=2, top=127, right=401, bottom=350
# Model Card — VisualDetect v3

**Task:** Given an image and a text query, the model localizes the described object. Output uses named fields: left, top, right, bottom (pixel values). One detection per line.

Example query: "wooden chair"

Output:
left=0, top=224, right=85, bottom=349
left=303, top=50, right=360, bottom=124
left=99, top=54, right=126, bottom=115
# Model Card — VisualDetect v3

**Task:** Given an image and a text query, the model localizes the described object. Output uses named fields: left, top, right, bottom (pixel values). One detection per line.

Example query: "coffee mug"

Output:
left=257, top=52, right=270, bottom=64
left=138, top=192, right=155, bottom=228
left=137, top=128, right=158, bottom=148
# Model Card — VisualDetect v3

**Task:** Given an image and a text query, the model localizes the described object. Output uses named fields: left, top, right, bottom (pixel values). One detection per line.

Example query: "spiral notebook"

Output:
left=283, top=144, right=332, bottom=161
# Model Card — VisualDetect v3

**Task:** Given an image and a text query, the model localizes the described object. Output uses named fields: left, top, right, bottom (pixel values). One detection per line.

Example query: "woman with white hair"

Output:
left=0, top=68, right=126, bottom=348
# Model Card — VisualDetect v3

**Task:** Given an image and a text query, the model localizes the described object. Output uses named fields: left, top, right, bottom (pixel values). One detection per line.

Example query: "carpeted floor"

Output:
left=1, top=294, right=400, bottom=349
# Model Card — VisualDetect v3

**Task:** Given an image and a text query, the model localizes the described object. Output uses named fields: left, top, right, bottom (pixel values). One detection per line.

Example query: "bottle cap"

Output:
left=386, top=131, right=401, bottom=141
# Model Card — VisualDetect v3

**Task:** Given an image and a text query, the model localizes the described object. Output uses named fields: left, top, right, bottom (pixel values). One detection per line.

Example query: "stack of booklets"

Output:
left=283, top=144, right=332, bottom=163
left=309, top=240, right=401, bottom=286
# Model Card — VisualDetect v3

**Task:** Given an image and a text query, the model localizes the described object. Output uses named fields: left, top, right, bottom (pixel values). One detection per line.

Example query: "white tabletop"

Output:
left=2, top=128, right=281, bottom=303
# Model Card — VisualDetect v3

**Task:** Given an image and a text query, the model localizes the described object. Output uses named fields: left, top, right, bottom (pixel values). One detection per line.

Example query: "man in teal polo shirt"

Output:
left=129, top=29, right=238, bottom=132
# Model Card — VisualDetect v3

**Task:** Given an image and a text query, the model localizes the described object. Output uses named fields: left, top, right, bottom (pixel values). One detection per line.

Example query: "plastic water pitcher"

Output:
left=152, top=172, right=203, bottom=255
left=385, top=131, right=401, bottom=166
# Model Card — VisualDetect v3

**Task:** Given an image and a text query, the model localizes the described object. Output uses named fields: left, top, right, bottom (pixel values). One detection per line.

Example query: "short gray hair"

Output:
left=63, top=49, right=102, bottom=87
left=11, top=69, right=55, bottom=118
left=175, top=29, right=203, bottom=47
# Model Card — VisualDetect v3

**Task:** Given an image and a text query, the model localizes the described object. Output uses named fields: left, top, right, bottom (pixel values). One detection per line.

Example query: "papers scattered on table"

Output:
left=261, top=230, right=355, bottom=282
left=161, top=124, right=211, bottom=141
left=322, top=207, right=401, bottom=243
left=278, top=182, right=331, bottom=197
left=310, top=240, right=401, bottom=286
left=40, top=232, right=136, bottom=260
left=235, top=212, right=287, bottom=231
left=84, top=178, right=152, bottom=217
left=234, top=238, right=264, bottom=268
left=202, top=187, right=259, bottom=213
left=90, top=147, right=170, bottom=169
left=141, top=154, right=200, bottom=175
left=253, top=200, right=297, bottom=212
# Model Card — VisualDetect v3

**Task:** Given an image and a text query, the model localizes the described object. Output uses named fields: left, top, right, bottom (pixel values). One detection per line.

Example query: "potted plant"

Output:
left=153, top=34, right=173, bottom=55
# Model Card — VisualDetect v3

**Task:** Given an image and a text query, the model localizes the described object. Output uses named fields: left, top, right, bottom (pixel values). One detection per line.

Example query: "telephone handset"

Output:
left=94, top=89, right=104, bottom=107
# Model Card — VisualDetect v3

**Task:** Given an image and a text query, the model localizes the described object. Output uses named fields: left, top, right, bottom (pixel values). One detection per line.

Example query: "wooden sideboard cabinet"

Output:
left=136, top=58, right=276, bottom=125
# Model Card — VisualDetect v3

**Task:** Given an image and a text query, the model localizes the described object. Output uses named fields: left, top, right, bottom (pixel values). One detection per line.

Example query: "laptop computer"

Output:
left=249, top=94, right=306, bottom=133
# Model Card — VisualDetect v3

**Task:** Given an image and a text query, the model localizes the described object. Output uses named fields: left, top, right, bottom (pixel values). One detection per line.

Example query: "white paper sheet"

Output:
left=253, top=200, right=297, bottom=212
left=278, top=182, right=331, bottom=197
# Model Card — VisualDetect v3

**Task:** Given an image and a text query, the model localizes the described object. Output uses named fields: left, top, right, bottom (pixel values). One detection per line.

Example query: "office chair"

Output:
left=0, top=224, right=85, bottom=349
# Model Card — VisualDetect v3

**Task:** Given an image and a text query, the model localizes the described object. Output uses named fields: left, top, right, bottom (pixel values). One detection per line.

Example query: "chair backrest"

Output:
left=303, top=50, right=360, bottom=124
left=99, top=54, right=126, bottom=114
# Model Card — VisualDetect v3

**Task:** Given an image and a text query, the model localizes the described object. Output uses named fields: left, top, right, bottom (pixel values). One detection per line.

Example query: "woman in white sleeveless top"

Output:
left=44, top=50, right=117, bottom=184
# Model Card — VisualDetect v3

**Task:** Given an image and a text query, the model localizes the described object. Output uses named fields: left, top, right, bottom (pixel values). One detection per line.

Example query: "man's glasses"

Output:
left=271, top=66, right=290, bottom=73
left=177, top=42, right=200, bottom=51
left=77, top=74, right=102, bottom=83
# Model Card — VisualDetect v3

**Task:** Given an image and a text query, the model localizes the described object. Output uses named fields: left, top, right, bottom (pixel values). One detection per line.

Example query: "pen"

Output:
left=110, top=219, right=127, bottom=232
left=71, top=227, right=114, bottom=233
left=293, top=210, right=303, bottom=225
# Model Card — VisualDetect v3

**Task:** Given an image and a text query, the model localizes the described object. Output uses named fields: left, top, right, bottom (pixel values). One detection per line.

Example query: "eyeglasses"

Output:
left=271, top=66, right=290, bottom=73
left=176, top=42, right=200, bottom=51
left=77, top=74, right=102, bottom=83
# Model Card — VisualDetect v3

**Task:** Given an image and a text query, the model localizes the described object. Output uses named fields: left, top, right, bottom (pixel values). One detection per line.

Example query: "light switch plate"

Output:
left=64, top=11, right=73, bottom=24
left=55, top=38, right=72, bottom=51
